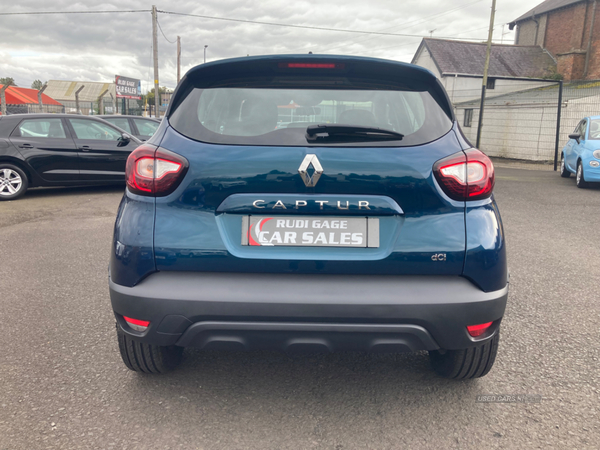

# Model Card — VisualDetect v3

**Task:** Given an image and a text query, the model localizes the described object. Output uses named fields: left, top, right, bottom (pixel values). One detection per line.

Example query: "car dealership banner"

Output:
left=115, top=75, right=141, bottom=100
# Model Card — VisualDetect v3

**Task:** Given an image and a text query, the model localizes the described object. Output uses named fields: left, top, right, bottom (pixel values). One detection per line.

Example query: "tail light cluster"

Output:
left=433, top=149, right=495, bottom=201
left=126, top=144, right=188, bottom=196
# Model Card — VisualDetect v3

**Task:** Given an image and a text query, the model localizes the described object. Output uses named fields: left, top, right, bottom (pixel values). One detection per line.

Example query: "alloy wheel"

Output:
left=0, top=168, right=22, bottom=196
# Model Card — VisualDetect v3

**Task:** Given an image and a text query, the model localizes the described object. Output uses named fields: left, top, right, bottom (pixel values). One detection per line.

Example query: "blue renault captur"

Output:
left=560, top=115, right=600, bottom=187
left=109, top=55, right=508, bottom=379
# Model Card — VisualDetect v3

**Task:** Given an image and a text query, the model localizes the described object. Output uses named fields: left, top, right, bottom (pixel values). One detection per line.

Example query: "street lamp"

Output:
left=204, top=45, right=208, bottom=63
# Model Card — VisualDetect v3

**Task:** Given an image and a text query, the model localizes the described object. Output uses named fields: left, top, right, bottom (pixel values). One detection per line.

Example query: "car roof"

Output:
left=5, top=113, right=109, bottom=120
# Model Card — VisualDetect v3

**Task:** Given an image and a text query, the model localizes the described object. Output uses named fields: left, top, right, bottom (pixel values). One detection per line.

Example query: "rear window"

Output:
left=169, top=86, right=452, bottom=147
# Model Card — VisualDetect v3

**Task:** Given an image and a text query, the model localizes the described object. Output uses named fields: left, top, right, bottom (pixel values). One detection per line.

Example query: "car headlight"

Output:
left=591, top=160, right=600, bottom=167
left=594, top=149, right=600, bottom=159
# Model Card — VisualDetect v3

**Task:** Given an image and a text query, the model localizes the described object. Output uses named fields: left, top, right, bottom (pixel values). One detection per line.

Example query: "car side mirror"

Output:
left=117, top=133, right=131, bottom=147
left=568, top=133, right=581, bottom=143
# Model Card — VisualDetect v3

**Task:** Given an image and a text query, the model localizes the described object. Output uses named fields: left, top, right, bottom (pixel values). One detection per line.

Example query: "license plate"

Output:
left=242, top=216, right=379, bottom=248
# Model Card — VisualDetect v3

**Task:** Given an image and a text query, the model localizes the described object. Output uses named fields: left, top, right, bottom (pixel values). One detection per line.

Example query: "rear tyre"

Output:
left=576, top=161, right=589, bottom=188
left=429, top=331, right=499, bottom=379
left=0, top=164, right=28, bottom=200
left=560, top=155, right=570, bottom=178
left=116, top=323, right=183, bottom=373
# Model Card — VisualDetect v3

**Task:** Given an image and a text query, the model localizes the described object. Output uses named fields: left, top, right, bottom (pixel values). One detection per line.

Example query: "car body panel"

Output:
left=152, top=125, right=468, bottom=278
left=8, top=117, right=80, bottom=183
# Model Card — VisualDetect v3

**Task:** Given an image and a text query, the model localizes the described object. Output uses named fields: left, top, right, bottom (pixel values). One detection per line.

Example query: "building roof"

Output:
left=44, top=80, right=116, bottom=102
left=0, top=85, right=62, bottom=106
left=413, top=38, right=557, bottom=79
left=509, top=0, right=584, bottom=27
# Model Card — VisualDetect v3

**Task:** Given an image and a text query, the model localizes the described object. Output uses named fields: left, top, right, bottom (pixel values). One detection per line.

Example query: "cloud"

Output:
left=2, top=0, right=539, bottom=91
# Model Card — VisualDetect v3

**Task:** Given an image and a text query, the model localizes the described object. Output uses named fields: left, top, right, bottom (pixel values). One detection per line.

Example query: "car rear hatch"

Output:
left=146, top=55, right=468, bottom=276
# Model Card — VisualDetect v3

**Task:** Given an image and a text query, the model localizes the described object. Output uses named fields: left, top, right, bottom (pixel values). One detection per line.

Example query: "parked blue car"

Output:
left=560, top=116, right=600, bottom=187
left=108, top=55, right=508, bottom=379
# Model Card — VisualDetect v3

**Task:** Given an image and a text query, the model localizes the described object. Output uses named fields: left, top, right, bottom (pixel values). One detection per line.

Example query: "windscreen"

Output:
left=169, top=86, right=452, bottom=147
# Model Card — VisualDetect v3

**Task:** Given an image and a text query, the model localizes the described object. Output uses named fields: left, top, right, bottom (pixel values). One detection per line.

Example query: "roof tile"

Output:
left=420, top=38, right=557, bottom=78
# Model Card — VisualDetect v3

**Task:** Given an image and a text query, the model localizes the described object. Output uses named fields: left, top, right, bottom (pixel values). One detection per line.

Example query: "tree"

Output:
left=31, top=80, right=45, bottom=90
left=144, top=86, right=172, bottom=105
left=0, top=77, right=16, bottom=87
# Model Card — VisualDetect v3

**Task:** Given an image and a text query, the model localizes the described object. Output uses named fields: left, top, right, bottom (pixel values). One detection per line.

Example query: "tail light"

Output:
left=123, top=316, right=150, bottom=332
left=126, top=144, right=188, bottom=196
left=433, top=149, right=495, bottom=201
left=467, top=321, right=493, bottom=337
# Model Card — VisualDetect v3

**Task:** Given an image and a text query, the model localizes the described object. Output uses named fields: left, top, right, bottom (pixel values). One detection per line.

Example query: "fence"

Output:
left=454, top=79, right=600, bottom=169
left=5, top=103, right=65, bottom=115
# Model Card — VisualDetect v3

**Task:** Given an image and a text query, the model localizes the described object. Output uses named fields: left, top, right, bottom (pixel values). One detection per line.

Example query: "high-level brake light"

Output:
left=126, top=144, right=189, bottom=197
left=433, top=149, right=495, bottom=201
left=278, top=62, right=345, bottom=69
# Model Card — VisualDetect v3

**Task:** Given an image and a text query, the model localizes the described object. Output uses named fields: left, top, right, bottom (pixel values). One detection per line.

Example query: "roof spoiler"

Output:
left=167, top=54, right=454, bottom=121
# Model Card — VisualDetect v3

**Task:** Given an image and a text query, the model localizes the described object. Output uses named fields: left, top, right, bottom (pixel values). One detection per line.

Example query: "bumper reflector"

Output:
left=467, top=322, right=493, bottom=337
left=124, top=316, right=150, bottom=332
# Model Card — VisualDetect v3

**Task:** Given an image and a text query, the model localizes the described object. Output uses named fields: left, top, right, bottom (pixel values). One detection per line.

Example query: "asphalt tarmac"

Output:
left=1, top=168, right=599, bottom=449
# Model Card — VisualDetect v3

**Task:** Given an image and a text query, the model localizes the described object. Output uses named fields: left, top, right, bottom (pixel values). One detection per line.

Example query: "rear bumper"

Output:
left=109, top=272, right=508, bottom=351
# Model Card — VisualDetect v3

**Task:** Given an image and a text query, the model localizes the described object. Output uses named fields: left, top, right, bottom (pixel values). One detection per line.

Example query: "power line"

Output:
left=324, top=0, right=486, bottom=52
left=0, top=9, right=150, bottom=15
left=156, top=16, right=177, bottom=44
left=156, top=9, right=490, bottom=41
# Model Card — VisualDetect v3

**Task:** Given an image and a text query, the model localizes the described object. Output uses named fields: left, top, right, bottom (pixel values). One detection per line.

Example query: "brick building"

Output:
left=509, top=0, right=600, bottom=81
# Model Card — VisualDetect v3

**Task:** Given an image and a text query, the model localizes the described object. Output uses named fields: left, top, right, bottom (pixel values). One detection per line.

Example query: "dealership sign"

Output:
left=115, top=75, right=141, bottom=99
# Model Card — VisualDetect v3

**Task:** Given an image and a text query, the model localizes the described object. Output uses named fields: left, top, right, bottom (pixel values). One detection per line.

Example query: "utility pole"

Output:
left=204, top=45, right=208, bottom=63
left=476, top=0, right=496, bottom=149
left=152, top=5, right=160, bottom=118
left=37, top=83, right=47, bottom=113
left=177, top=36, right=181, bottom=84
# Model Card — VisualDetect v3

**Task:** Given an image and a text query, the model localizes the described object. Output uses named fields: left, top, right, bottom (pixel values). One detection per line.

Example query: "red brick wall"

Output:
left=557, top=52, right=587, bottom=80
left=583, top=2, right=600, bottom=79
left=543, top=2, right=590, bottom=56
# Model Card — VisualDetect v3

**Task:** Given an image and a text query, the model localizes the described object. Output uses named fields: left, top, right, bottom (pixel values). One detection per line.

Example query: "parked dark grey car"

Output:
left=99, top=115, right=160, bottom=141
left=0, top=114, right=141, bottom=200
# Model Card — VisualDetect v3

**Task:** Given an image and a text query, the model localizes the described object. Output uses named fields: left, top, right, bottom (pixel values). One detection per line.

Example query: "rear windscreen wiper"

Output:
left=306, top=124, right=404, bottom=142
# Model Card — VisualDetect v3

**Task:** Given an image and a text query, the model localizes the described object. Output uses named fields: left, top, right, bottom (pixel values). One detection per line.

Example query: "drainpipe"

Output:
left=532, top=15, right=540, bottom=46
left=584, top=0, right=597, bottom=78
left=451, top=73, right=458, bottom=103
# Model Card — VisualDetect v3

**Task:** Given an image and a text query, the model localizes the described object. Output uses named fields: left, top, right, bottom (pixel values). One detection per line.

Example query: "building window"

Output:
left=486, top=78, right=496, bottom=89
left=464, top=109, right=473, bottom=127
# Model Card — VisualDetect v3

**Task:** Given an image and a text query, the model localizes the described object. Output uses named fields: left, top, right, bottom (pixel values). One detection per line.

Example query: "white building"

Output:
left=411, top=38, right=558, bottom=104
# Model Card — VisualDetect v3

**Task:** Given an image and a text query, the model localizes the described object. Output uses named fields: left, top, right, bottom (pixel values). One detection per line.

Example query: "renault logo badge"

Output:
left=298, top=154, right=323, bottom=187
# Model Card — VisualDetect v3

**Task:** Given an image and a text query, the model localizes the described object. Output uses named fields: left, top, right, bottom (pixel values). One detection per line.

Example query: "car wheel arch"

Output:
left=0, top=157, right=34, bottom=185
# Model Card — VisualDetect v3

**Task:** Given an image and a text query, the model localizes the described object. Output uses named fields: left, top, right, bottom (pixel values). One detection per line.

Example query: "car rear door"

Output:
left=9, top=117, right=79, bottom=182
left=66, top=117, right=135, bottom=182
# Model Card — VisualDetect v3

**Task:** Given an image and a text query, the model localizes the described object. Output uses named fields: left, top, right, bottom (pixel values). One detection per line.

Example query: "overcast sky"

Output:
left=2, top=0, right=542, bottom=92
